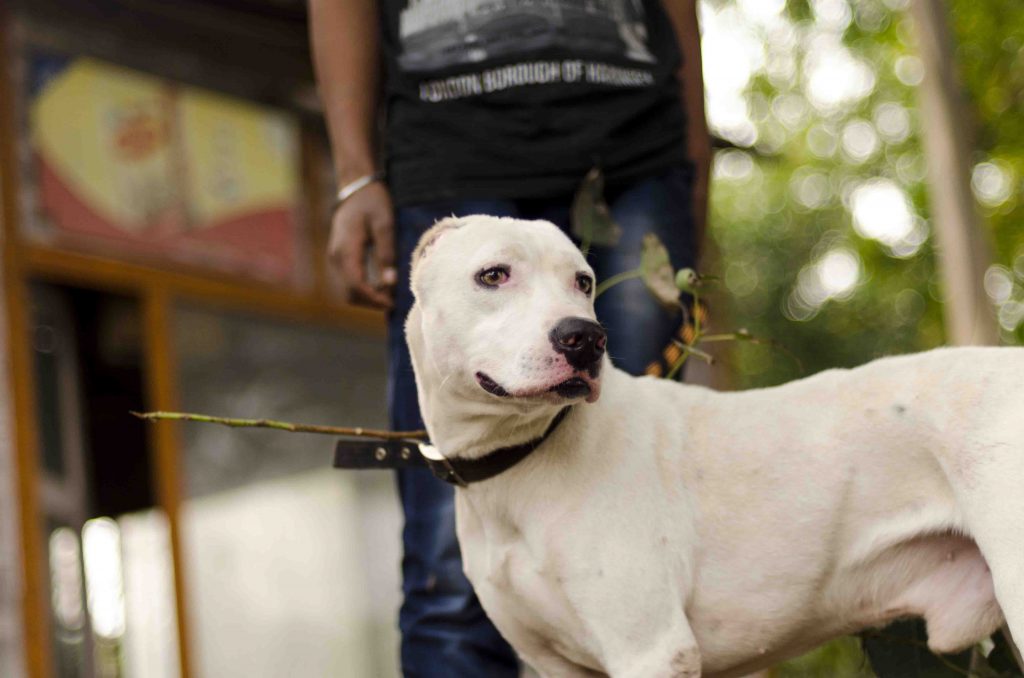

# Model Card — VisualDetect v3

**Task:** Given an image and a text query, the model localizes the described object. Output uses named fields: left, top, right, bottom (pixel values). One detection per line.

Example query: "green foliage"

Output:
left=702, top=0, right=1023, bottom=674
left=708, top=0, right=1024, bottom=386
left=708, top=0, right=947, bottom=391
left=774, top=636, right=875, bottom=678
left=572, top=167, right=622, bottom=252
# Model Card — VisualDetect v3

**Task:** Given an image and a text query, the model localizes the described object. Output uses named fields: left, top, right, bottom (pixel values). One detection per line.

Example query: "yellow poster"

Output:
left=30, top=56, right=301, bottom=283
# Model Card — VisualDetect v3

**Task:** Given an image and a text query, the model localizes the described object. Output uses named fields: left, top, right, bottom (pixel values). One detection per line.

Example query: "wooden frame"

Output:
left=0, top=9, right=384, bottom=677
left=1, top=8, right=52, bottom=677
left=139, top=286, right=192, bottom=678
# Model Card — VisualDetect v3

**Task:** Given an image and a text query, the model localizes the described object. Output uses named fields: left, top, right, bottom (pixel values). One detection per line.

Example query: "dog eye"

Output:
left=476, top=266, right=510, bottom=287
left=576, top=274, right=594, bottom=295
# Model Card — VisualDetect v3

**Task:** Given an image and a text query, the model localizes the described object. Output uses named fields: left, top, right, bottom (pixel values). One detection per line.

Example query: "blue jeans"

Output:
left=388, top=166, right=697, bottom=676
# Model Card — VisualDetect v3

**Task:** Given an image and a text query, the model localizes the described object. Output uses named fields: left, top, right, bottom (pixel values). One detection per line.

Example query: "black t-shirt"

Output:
left=378, top=0, right=689, bottom=206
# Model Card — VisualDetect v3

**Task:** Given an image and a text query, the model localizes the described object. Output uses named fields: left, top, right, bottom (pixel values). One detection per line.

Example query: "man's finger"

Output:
left=351, top=280, right=393, bottom=309
left=371, top=211, right=398, bottom=288
left=327, top=210, right=356, bottom=270
left=339, top=233, right=367, bottom=291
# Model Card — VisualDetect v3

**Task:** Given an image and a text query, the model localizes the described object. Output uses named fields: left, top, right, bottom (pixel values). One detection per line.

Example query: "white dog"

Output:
left=404, top=214, right=1023, bottom=678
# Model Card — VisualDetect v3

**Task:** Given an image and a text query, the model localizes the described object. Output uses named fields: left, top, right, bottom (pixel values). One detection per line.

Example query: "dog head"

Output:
left=407, top=215, right=604, bottom=409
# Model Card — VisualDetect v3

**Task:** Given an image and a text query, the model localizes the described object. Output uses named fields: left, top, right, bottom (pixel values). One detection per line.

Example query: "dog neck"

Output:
left=420, top=405, right=573, bottom=486
left=407, top=305, right=569, bottom=462
left=421, top=382, right=567, bottom=463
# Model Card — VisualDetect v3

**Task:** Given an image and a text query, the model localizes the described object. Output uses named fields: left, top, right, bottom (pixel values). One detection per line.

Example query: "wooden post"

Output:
left=910, top=0, right=998, bottom=346
left=0, top=9, right=54, bottom=678
left=141, top=288, right=193, bottom=678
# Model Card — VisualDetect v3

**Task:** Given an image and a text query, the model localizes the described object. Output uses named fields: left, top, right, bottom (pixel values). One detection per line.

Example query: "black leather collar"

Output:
left=333, top=407, right=573, bottom=486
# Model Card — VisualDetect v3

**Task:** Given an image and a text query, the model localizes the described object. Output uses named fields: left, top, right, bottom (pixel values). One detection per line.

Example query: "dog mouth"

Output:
left=550, top=377, right=591, bottom=399
left=476, top=372, right=510, bottom=397
left=476, top=372, right=593, bottom=400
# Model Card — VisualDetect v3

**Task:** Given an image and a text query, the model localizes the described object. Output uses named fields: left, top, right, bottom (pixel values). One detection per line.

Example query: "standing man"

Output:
left=309, top=1, right=710, bottom=675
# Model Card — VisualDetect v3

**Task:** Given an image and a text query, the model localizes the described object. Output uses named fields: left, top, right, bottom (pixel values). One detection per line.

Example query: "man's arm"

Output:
left=661, top=0, right=712, bottom=255
left=309, top=0, right=395, bottom=308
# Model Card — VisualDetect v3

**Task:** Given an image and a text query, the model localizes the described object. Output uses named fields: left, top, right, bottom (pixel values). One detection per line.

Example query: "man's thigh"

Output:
left=390, top=199, right=521, bottom=678
left=389, top=199, right=520, bottom=428
left=591, top=166, right=698, bottom=376
left=516, top=167, right=697, bottom=377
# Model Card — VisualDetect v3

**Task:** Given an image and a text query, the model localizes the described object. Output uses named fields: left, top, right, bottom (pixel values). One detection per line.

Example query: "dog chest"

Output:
left=457, top=496, right=607, bottom=669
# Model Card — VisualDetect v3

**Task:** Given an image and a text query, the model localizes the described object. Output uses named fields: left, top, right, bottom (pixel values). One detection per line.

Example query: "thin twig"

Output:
left=692, top=291, right=702, bottom=337
left=595, top=269, right=643, bottom=297
left=665, top=351, right=691, bottom=380
left=671, top=340, right=715, bottom=364
left=131, top=411, right=428, bottom=440
left=698, top=333, right=741, bottom=342
left=698, top=332, right=805, bottom=374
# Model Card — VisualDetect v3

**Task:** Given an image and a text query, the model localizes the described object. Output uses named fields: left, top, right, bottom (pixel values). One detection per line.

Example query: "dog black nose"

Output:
left=550, top=317, right=606, bottom=370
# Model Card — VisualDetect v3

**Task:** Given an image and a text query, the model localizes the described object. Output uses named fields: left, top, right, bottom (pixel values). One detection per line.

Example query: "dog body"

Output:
left=405, top=216, right=1023, bottom=678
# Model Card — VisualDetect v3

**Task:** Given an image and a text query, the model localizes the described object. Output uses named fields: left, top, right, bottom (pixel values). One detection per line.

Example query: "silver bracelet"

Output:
left=335, top=171, right=385, bottom=209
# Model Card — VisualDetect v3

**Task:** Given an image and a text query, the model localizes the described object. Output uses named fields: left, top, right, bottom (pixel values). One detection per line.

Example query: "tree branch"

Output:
left=131, top=411, right=428, bottom=440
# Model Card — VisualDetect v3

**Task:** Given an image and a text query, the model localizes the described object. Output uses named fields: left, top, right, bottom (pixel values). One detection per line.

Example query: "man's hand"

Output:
left=310, top=0, right=390, bottom=306
left=328, top=181, right=397, bottom=309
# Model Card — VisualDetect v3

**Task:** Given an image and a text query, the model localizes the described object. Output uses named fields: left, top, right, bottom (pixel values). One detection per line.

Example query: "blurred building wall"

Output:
left=2, top=1, right=402, bottom=675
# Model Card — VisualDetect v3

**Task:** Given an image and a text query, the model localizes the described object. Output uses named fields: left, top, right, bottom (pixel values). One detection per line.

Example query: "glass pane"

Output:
left=47, top=524, right=87, bottom=678
left=31, top=283, right=182, bottom=678
left=82, top=518, right=126, bottom=676
left=175, top=307, right=400, bottom=678
left=118, top=511, right=180, bottom=678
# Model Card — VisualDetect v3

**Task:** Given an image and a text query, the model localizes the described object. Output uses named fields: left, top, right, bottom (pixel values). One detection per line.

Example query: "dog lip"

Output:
left=549, top=377, right=591, bottom=399
left=478, top=373, right=598, bottom=400
left=476, top=372, right=511, bottom=397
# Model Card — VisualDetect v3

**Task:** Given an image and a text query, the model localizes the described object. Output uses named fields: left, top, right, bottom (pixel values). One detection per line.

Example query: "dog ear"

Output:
left=412, top=216, right=462, bottom=267
left=409, top=216, right=464, bottom=300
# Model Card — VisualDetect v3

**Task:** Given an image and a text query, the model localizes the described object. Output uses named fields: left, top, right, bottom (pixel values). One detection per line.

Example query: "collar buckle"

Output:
left=419, top=443, right=468, bottom=487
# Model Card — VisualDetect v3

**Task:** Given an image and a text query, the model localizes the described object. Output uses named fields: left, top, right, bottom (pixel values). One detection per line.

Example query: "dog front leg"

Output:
left=611, top=622, right=701, bottom=678
left=522, top=649, right=608, bottom=678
